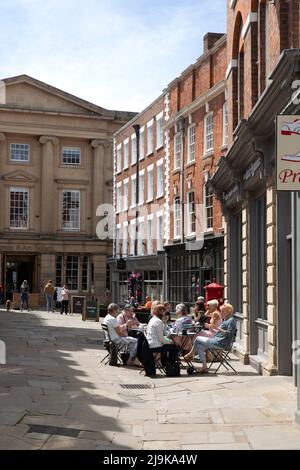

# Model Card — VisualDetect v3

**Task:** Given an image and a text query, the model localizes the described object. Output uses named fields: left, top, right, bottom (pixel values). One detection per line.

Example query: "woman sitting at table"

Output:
left=172, top=303, right=194, bottom=334
left=146, top=304, right=179, bottom=364
left=185, top=303, right=235, bottom=372
left=117, top=303, right=140, bottom=337
left=183, top=299, right=222, bottom=360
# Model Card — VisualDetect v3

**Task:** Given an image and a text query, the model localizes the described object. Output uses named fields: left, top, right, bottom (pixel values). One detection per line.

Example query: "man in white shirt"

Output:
left=103, top=303, right=138, bottom=366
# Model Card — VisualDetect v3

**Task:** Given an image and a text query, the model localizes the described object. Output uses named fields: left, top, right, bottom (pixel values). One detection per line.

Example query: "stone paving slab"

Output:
left=1, top=309, right=300, bottom=450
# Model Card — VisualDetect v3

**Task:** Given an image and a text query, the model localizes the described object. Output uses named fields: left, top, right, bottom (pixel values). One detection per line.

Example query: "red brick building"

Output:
left=164, top=33, right=227, bottom=306
left=211, top=0, right=300, bottom=376
left=110, top=94, right=166, bottom=304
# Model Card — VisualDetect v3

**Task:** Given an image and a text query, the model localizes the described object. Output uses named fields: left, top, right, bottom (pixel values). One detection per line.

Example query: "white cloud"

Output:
left=0, top=0, right=226, bottom=111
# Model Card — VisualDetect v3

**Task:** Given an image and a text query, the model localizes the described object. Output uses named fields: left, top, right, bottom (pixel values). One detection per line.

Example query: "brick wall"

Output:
left=227, top=0, right=300, bottom=141
left=168, top=35, right=227, bottom=243
left=114, top=95, right=165, bottom=256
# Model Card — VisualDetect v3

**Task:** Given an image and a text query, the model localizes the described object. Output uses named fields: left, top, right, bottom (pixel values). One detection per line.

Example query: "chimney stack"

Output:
left=203, top=32, right=224, bottom=53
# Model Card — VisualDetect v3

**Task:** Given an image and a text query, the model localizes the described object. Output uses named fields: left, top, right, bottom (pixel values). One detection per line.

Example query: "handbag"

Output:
left=165, top=361, right=181, bottom=377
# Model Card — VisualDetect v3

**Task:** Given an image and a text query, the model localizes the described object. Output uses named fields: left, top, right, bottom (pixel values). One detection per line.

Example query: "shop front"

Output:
left=211, top=50, right=299, bottom=376
left=110, top=254, right=165, bottom=305
left=165, top=237, right=224, bottom=310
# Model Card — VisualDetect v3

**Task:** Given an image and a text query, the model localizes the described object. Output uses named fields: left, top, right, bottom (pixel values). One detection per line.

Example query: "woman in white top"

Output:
left=146, top=304, right=178, bottom=364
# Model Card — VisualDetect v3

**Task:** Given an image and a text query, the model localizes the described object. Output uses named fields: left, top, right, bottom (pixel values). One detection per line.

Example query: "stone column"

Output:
left=91, top=140, right=106, bottom=236
left=265, top=185, right=277, bottom=375
left=104, top=142, right=113, bottom=206
left=40, top=253, right=56, bottom=298
left=39, top=136, right=59, bottom=235
left=241, top=203, right=250, bottom=364
left=93, top=253, right=107, bottom=304
left=0, top=133, right=6, bottom=233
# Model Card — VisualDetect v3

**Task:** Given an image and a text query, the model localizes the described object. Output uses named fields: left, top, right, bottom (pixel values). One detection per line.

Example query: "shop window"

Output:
left=82, top=256, right=89, bottom=291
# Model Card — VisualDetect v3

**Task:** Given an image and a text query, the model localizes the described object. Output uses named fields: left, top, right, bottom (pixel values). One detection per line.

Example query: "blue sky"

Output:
left=0, top=0, right=226, bottom=112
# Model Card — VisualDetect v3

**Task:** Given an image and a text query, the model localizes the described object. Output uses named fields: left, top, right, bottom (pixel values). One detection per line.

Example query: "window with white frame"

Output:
left=116, top=224, right=121, bottom=257
left=187, top=125, right=196, bottom=162
left=123, top=179, right=129, bottom=211
left=130, top=220, right=136, bottom=255
left=131, top=175, right=136, bottom=207
left=81, top=255, right=89, bottom=291
left=156, top=160, right=164, bottom=198
left=62, top=190, right=80, bottom=231
left=65, top=255, right=79, bottom=291
left=147, top=165, right=154, bottom=201
left=9, top=187, right=29, bottom=229
left=131, top=134, right=137, bottom=165
left=174, top=197, right=181, bottom=239
left=63, top=147, right=81, bottom=166
left=204, top=184, right=214, bottom=230
left=174, top=133, right=181, bottom=170
left=10, top=143, right=30, bottom=162
left=156, top=112, right=163, bottom=149
left=137, top=218, right=145, bottom=256
left=223, top=102, right=228, bottom=146
left=157, top=213, right=164, bottom=251
left=116, top=144, right=122, bottom=173
left=116, top=183, right=122, bottom=213
left=56, top=255, right=90, bottom=292
left=139, top=127, right=145, bottom=160
left=123, top=223, right=128, bottom=257
left=204, top=112, right=214, bottom=153
left=139, top=171, right=145, bottom=205
left=147, top=120, right=154, bottom=155
left=147, top=216, right=153, bottom=255
left=187, top=191, right=196, bottom=235
left=124, top=139, right=129, bottom=169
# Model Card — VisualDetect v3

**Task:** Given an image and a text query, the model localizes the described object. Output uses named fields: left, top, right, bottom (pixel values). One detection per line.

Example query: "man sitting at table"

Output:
left=117, top=303, right=140, bottom=336
left=103, top=303, right=138, bottom=366
left=143, top=296, right=152, bottom=310
left=186, top=303, right=236, bottom=374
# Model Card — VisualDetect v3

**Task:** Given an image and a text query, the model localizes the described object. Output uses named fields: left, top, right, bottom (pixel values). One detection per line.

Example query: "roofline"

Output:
left=2, top=74, right=135, bottom=121
left=113, top=91, right=166, bottom=137
left=166, top=34, right=226, bottom=90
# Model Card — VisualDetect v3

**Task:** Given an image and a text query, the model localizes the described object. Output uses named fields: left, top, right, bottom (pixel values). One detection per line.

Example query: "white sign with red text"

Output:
left=277, top=115, right=300, bottom=191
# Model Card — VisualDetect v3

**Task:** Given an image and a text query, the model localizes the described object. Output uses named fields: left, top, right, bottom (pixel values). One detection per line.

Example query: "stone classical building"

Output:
left=0, top=75, right=135, bottom=305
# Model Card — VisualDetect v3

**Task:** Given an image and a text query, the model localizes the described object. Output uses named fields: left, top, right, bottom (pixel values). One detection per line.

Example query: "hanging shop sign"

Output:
left=277, top=115, right=300, bottom=191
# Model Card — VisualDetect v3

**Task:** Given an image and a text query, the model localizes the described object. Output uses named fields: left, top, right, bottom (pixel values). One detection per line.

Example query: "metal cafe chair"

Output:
left=100, top=324, right=127, bottom=366
left=207, top=329, right=238, bottom=375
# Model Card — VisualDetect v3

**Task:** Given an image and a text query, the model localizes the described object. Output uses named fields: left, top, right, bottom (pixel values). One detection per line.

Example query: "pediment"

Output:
left=2, top=170, right=38, bottom=183
left=2, top=75, right=110, bottom=117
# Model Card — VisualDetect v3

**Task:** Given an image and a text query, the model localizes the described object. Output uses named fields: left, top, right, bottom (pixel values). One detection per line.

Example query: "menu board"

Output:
left=71, top=296, right=86, bottom=316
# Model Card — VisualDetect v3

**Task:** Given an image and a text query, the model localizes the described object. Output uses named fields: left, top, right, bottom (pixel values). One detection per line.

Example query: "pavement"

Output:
left=0, top=308, right=300, bottom=450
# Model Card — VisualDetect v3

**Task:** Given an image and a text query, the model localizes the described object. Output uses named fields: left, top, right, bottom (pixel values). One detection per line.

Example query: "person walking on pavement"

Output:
left=44, top=280, right=55, bottom=313
left=60, top=285, right=69, bottom=315
left=20, top=280, right=30, bottom=312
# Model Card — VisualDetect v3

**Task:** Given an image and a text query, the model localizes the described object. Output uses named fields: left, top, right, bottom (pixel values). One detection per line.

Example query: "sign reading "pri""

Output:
left=277, top=115, right=300, bottom=191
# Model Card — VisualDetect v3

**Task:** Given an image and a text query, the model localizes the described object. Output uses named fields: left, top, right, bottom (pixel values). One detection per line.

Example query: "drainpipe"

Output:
left=133, top=124, right=140, bottom=258
left=178, top=116, right=185, bottom=244
left=296, top=191, right=300, bottom=425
